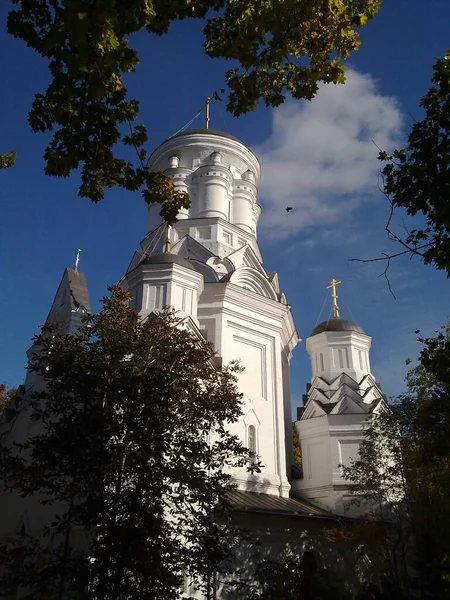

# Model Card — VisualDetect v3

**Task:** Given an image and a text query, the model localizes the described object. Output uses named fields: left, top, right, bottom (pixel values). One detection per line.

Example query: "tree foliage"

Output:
left=0, top=287, right=252, bottom=599
left=0, top=151, right=16, bottom=170
left=379, top=51, right=450, bottom=275
left=292, top=423, right=302, bottom=466
left=5, top=0, right=382, bottom=215
left=0, top=384, right=17, bottom=413
left=342, top=322, right=450, bottom=599
left=242, top=548, right=352, bottom=600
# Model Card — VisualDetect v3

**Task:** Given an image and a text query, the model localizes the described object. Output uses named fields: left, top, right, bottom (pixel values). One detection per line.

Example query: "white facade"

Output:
left=122, top=128, right=299, bottom=497
left=307, top=329, right=372, bottom=384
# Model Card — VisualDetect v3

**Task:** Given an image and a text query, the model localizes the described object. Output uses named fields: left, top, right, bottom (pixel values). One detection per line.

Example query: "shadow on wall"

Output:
left=189, top=476, right=369, bottom=599
left=218, top=522, right=362, bottom=599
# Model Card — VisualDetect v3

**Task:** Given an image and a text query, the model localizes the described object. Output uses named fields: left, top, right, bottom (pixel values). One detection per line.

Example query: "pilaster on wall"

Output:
left=198, top=282, right=298, bottom=498
left=123, top=259, right=204, bottom=324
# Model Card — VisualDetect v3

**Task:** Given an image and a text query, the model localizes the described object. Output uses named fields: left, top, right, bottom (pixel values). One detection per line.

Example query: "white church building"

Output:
left=1, top=127, right=387, bottom=596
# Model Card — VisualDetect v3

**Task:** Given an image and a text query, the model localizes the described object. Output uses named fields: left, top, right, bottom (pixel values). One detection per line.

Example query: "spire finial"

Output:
left=205, top=97, right=211, bottom=129
left=164, top=225, right=172, bottom=253
left=204, top=91, right=222, bottom=130
left=327, top=278, right=341, bottom=319
left=74, top=249, right=81, bottom=272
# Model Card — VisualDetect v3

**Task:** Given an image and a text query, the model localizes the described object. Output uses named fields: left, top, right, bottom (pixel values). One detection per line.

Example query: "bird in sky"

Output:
left=286, top=207, right=293, bottom=213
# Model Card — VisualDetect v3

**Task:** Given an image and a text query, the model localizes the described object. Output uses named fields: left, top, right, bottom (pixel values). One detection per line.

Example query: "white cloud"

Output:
left=254, top=69, right=403, bottom=239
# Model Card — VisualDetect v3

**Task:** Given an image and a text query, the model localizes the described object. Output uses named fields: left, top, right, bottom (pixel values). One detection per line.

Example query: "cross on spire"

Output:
left=327, top=278, right=341, bottom=319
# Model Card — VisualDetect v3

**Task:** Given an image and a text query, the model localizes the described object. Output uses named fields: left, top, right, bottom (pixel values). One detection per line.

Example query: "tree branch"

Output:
left=350, top=169, right=433, bottom=296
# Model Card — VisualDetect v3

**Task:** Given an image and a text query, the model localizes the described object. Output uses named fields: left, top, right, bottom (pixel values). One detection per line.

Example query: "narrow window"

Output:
left=315, top=353, right=319, bottom=372
left=358, top=350, right=363, bottom=370
left=338, top=349, right=344, bottom=369
left=155, top=285, right=162, bottom=310
left=248, top=425, right=257, bottom=454
left=344, top=348, right=350, bottom=368
left=319, top=353, right=324, bottom=372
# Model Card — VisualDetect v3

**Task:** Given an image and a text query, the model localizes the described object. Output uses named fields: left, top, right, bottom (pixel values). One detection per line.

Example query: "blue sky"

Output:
left=1, top=1, right=449, bottom=406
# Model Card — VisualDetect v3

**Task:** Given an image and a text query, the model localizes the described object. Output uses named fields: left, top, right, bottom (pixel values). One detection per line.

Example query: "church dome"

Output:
left=167, top=128, right=241, bottom=144
left=310, top=318, right=365, bottom=337
left=141, top=253, right=195, bottom=271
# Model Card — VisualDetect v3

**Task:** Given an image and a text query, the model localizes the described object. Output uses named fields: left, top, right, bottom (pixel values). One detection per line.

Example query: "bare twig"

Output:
left=371, top=139, right=383, bottom=153
left=379, top=254, right=396, bottom=299
left=400, top=218, right=409, bottom=238
left=349, top=245, right=431, bottom=265
left=352, top=167, right=433, bottom=296
left=125, top=113, right=146, bottom=171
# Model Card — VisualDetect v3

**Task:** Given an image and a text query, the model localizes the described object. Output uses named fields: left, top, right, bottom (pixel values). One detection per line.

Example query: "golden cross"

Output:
left=326, top=278, right=341, bottom=319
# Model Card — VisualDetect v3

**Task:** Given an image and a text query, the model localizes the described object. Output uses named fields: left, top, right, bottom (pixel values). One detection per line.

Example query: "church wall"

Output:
left=281, top=349, right=294, bottom=474
left=198, top=282, right=293, bottom=497
left=183, top=512, right=363, bottom=599
left=293, top=413, right=370, bottom=514
left=223, top=317, right=288, bottom=496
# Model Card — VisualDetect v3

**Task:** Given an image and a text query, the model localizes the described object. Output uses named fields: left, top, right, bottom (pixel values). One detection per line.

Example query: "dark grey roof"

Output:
left=46, top=268, right=91, bottom=325
left=310, top=318, right=365, bottom=337
left=141, top=252, right=195, bottom=271
left=228, top=490, right=332, bottom=518
left=167, top=128, right=241, bottom=144
left=66, top=269, right=91, bottom=313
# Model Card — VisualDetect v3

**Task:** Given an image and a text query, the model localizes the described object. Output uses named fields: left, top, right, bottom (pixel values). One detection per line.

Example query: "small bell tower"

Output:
left=292, top=281, right=386, bottom=515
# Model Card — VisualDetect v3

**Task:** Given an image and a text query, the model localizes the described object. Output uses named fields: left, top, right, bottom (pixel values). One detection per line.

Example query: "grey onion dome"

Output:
left=310, top=318, right=365, bottom=337
left=141, top=253, right=195, bottom=271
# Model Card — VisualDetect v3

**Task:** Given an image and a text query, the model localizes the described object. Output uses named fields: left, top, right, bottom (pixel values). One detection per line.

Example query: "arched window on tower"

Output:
left=248, top=425, right=257, bottom=454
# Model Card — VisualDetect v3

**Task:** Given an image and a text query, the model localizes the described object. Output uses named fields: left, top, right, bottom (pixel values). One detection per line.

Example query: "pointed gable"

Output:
left=309, top=386, right=332, bottom=403
left=227, top=244, right=266, bottom=275
left=267, top=272, right=280, bottom=294
left=139, top=222, right=166, bottom=255
left=370, top=397, right=388, bottom=414
left=328, top=383, right=368, bottom=406
left=171, top=234, right=216, bottom=264
left=329, top=372, right=360, bottom=392
left=329, top=396, right=369, bottom=415
left=301, top=399, right=327, bottom=420
left=227, top=267, right=278, bottom=300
